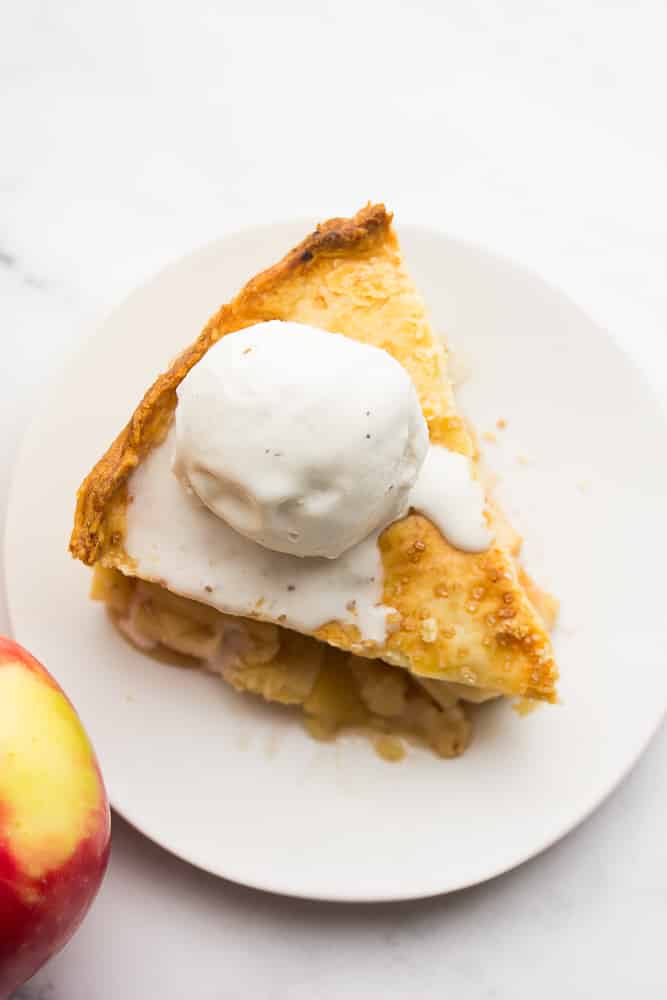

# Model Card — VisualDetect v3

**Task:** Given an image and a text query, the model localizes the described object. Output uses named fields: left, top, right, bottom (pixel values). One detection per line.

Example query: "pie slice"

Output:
left=71, top=204, right=558, bottom=736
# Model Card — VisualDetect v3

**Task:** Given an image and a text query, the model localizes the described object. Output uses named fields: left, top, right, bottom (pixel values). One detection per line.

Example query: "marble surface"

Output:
left=2, top=3, right=666, bottom=996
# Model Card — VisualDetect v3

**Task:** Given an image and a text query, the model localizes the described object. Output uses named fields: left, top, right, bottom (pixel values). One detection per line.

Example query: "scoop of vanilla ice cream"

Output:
left=173, top=321, right=428, bottom=558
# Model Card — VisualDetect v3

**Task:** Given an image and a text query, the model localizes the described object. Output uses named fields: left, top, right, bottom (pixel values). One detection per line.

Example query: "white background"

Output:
left=2, top=3, right=666, bottom=997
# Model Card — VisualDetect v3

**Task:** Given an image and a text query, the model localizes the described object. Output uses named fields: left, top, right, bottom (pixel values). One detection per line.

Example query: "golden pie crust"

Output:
left=70, top=204, right=558, bottom=702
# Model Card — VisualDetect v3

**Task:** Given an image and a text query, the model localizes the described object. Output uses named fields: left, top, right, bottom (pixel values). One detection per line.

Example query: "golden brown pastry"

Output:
left=71, top=204, right=558, bottom=704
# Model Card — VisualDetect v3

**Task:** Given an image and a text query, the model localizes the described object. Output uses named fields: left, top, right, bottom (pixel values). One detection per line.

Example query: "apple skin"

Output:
left=0, top=637, right=110, bottom=998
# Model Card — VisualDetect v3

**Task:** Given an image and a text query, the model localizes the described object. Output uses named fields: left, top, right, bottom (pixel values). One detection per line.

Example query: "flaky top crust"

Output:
left=70, top=205, right=397, bottom=565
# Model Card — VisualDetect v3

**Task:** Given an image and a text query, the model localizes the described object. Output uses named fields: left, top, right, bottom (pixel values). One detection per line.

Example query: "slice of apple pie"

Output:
left=71, top=204, right=558, bottom=760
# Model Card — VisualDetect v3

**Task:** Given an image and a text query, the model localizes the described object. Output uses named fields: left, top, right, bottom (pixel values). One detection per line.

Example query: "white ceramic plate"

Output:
left=5, top=221, right=667, bottom=902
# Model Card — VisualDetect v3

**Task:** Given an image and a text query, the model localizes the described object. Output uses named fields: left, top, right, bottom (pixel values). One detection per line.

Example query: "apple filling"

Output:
left=91, top=566, right=473, bottom=761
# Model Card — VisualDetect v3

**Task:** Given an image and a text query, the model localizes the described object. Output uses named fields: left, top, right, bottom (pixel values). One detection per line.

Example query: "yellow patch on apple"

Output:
left=0, top=664, right=103, bottom=879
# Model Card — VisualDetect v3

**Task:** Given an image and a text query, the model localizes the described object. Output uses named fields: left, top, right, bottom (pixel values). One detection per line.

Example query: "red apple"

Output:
left=0, top=637, right=110, bottom=998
